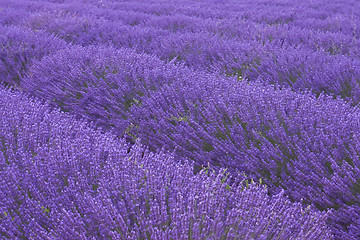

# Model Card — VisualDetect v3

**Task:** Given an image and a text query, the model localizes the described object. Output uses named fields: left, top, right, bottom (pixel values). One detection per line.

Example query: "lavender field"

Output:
left=1, top=0, right=360, bottom=239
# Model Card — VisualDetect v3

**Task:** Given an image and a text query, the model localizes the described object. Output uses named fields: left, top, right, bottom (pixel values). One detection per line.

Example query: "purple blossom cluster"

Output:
left=0, top=87, right=332, bottom=239
left=1, top=0, right=360, bottom=239
left=22, top=44, right=184, bottom=134
left=0, top=25, right=67, bottom=86
left=20, top=43, right=360, bottom=238
left=11, top=0, right=360, bottom=103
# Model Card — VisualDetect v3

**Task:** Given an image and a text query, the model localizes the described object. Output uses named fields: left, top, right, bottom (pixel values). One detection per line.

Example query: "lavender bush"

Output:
left=1, top=0, right=360, bottom=239
left=22, top=44, right=188, bottom=137
left=129, top=76, right=360, bottom=239
left=22, top=44, right=360, bottom=238
left=0, top=25, right=66, bottom=86
left=0, top=87, right=332, bottom=239
left=15, top=0, right=360, bottom=105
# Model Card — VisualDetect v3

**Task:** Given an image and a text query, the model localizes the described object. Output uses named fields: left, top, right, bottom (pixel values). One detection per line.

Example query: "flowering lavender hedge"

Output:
left=0, top=87, right=332, bottom=239
left=14, top=0, right=360, bottom=104
left=22, top=44, right=189, bottom=137
left=21, top=42, right=360, bottom=238
left=129, top=75, right=360, bottom=239
left=0, top=25, right=67, bottom=86
left=2, top=0, right=360, bottom=239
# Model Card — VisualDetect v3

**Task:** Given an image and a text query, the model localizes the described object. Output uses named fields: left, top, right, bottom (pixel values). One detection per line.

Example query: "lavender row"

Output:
left=4, top=0, right=360, bottom=45
left=21, top=45, right=188, bottom=136
left=0, top=87, right=332, bottom=239
left=3, top=20, right=359, bottom=106
left=128, top=71, right=360, bottom=239
left=3, top=21, right=359, bottom=106
left=19, top=0, right=360, bottom=47
left=20, top=0, right=360, bottom=39
left=0, top=25, right=67, bottom=87
left=20, top=44, right=360, bottom=239
left=18, top=1, right=360, bottom=57
left=2, top=0, right=360, bottom=103
left=1, top=0, right=360, bottom=238
left=10, top=5, right=360, bottom=104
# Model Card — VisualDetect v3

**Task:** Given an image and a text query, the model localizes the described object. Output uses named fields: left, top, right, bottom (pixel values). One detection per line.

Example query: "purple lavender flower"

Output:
left=0, top=86, right=332, bottom=239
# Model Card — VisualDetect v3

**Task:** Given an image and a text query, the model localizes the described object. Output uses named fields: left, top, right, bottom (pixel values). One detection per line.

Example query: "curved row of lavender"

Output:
left=22, top=44, right=360, bottom=239
left=1, top=0, right=360, bottom=239
left=2, top=0, right=360, bottom=103
left=0, top=87, right=332, bottom=239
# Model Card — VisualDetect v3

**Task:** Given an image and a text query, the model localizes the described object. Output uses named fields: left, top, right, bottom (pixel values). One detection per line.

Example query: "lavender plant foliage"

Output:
left=14, top=0, right=360, bottom=103
left=0, top=25, right=67, bottom=86
left=0, top=7, right=30, bottom=25
left=22, top=44, right=186, bottom=137
left=0, top=87, right=332, bottom=239
left=128, top=74, right=360, bottom=239
left=22, top=8, right=169, bottom=49
left=1, top=0, right=360, bottom=239
left=0, top=0, right=50, bottom=13
left=17, top=34, right=360, bottom=239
